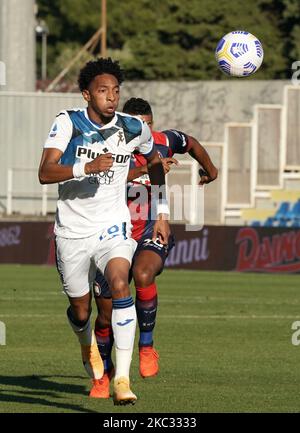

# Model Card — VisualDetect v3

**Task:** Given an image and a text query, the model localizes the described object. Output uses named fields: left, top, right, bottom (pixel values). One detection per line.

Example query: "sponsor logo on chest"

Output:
left=76, top=146, right=130, bottom=164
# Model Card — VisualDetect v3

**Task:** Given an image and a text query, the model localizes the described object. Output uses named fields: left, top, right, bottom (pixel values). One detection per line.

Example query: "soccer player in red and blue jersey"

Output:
left=90, top=98, right=218, bottom=398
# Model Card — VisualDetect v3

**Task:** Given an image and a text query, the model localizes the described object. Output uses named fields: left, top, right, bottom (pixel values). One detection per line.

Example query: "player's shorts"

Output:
left=134, top=234, right=175, bottom=266
left=55, top=222, right=137, bottom=298
left=94, top=234, right=175, bottom=299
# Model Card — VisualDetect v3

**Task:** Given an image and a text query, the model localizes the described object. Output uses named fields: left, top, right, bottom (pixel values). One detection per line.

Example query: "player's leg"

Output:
left=94, top=294, right=114, bottom=374
left=104, top=257, right=137, bottom=405
left=90, top=287, right=114, bottom=399
left=132, top=249, right=162, bottom=378
left=94, top=225, right=137, bottom=404
left=55, top=236, right=104, bottom=381
left=67, top=293, right=103, bottom=380
left=94, top=273, right=114, bottom=375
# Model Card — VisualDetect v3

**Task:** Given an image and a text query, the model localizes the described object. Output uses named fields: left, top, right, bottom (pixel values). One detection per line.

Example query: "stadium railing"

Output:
left=6, top=167, right=57, bottom=216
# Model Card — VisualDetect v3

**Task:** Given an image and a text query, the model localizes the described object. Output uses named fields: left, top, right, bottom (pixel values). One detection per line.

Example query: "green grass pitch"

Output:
left=0, top=264, right=300, bottom=413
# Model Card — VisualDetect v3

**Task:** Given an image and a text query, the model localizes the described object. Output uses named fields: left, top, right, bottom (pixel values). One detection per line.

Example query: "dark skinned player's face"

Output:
left=139, top=114, right=153, bottom=131
left=83, top=73, right=120, bottom=122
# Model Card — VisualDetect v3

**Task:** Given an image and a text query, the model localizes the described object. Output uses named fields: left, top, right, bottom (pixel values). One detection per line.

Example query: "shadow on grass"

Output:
left=0, top=374, right=100, bottom=413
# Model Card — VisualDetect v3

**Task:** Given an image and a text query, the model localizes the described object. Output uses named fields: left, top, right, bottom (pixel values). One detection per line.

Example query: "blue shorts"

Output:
left=133, top=234, right=175, bottom=269
left=94, top=235, right=175, bottom=298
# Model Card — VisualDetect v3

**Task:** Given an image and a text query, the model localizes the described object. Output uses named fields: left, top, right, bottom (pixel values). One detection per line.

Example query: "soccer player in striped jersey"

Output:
left=38, top=61, right=170, bottom=406
left=90, top=98, right=218, bottom=398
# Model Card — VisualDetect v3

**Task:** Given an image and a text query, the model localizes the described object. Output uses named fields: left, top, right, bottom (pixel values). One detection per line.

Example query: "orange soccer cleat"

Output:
left=139, top=346, right=159, bottom=378
left=89, top=367, right=115, bottom=399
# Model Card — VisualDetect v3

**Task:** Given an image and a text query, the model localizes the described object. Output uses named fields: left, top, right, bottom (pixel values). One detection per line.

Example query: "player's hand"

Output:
left=152, top=216, right=170, bottom=245
left=161, top=157, right=179, bottom=174
left=198, top=167, right=218, bottom=185
left=85, top=153, right=114, bottom=174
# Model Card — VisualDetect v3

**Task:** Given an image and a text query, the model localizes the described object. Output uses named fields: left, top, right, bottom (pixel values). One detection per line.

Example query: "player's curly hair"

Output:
left=122, top=98, right=153, bottom=116
left=78, top=57, right=124, bottom=91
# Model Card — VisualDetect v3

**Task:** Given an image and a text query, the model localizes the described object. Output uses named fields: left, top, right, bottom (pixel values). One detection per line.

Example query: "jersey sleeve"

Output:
left=44, top=111, right=73, bottom=153
left=162, top=129, right=191, bottom=154
left=136, top=121, right=155, bottom=157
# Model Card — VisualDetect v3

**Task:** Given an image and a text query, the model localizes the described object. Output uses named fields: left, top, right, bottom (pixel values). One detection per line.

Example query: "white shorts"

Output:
left=55, top=222, right=137, bottom=298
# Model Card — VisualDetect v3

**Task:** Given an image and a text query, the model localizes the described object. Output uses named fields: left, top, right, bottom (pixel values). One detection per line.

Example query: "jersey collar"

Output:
left=83, top=108, right=118, bottom=130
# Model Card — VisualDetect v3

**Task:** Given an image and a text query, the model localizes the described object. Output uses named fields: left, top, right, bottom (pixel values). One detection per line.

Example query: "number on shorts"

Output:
left=107, top=224, right=119, bottom=238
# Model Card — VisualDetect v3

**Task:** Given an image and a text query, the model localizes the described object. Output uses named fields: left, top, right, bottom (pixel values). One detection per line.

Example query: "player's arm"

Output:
left=164, top=129, right=218, bottom=185
left=187, top=136, right=218, bottom=185
left=137, top=123, right=170, bottom=245
left=38, top=112, right=75, bottom=184
left=144, top=150, right=166, bottom=188
left=145, top=150, right=170, bottom=244
left=127, top=164, right=148, bottom=182
left=39, top=148, right=73, bottom=184
left=38, top=148, right=113, bottom=184
left=127, top=157, right=178, bottom=181
left=160, top=157, right=179, bottom=173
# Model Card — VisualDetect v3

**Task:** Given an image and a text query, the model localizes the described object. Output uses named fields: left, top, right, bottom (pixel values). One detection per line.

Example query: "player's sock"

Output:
left=67, top=306, right=93, bottom=345
left=67, top=306, right=104, bottom=379
left=136, top=283, right=157, bottom=348
left=111, top=296, right=136, bottom=380
left=94, top=322, right=114, bottom=374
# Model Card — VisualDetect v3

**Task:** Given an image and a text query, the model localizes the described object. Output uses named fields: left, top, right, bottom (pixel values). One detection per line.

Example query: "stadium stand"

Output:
left=224, top=86, right=300, bottom=226
left=245, top=196, right=300, bottom=227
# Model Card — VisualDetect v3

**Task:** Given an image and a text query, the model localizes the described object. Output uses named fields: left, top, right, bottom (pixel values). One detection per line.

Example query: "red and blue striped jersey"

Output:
left=127, top=129, right=191, bottom=240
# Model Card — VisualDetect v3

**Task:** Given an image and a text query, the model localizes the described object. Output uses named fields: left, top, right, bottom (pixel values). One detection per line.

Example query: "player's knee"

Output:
left=133, top=266, right=156, bottom=288
left=71, top=305, right=91, bottom=324
left=110, top=277, right=129, bottom=298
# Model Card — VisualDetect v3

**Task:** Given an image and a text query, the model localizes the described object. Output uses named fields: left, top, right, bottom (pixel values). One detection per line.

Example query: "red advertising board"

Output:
left=1, top=222, right=300, bottom=273
left=0, top=222, right=55, bottom=265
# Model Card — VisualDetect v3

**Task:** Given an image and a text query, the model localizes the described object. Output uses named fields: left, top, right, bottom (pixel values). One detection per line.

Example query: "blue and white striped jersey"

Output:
left=44, top=108, right=154, bottom=238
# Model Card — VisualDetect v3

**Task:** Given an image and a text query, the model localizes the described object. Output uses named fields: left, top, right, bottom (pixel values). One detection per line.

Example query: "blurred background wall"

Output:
left=0, top=0, right=36, bottom=91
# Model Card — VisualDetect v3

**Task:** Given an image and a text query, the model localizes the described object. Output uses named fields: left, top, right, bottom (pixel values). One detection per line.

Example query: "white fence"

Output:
left=6, top=168, right=55, bottom=216
left=0, top=91, right=82, bottom=215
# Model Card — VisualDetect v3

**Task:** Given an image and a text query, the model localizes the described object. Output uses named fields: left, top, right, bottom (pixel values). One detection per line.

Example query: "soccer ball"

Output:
left=215, top=31, right=263, bottom=77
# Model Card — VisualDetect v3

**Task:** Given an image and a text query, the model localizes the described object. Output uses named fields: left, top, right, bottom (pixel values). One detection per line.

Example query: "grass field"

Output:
left=0, top=265, right=300, bottom=413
